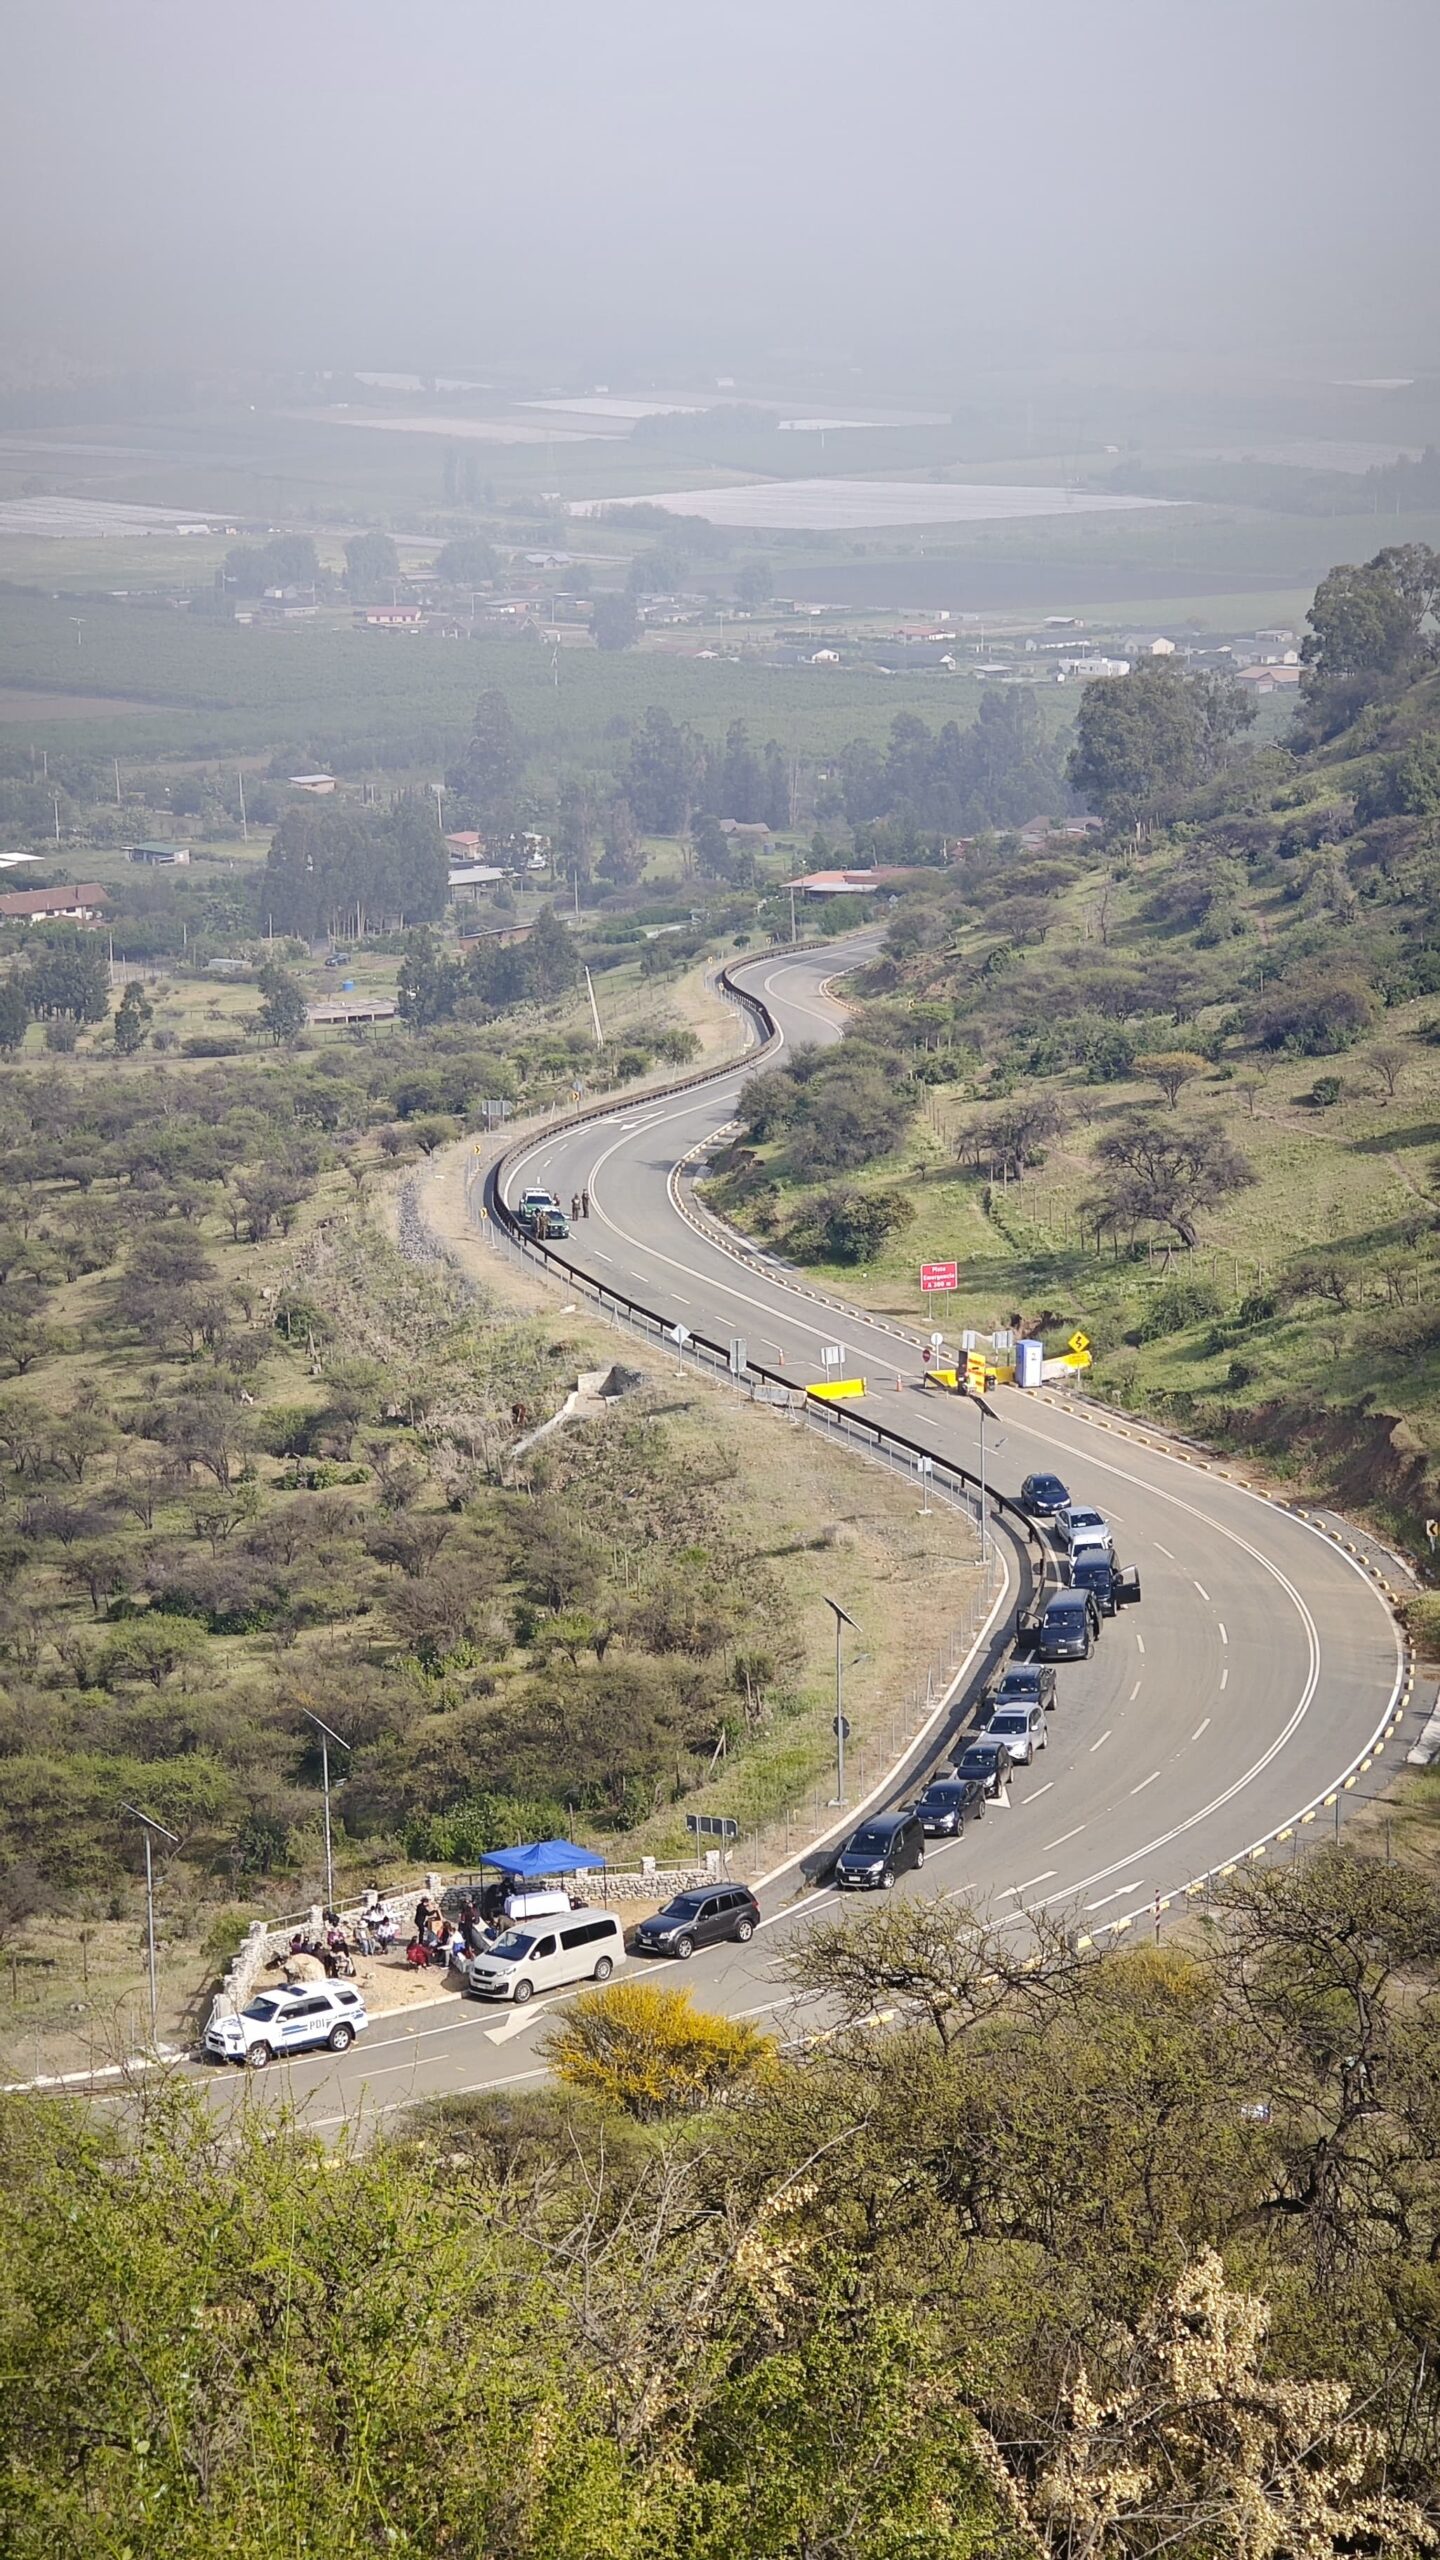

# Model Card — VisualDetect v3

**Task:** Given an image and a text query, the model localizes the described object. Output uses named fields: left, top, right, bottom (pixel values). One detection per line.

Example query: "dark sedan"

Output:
left=1035, top=1590, right=1103, bottom=1660
left=987, top=1661, right=1058, bottom=1715
left=911, top=1776, right=987, bottom=1837
left=952, top=1739, right=1013, bottom=1798
left=1018, top=1471, right=1070, bottom=1518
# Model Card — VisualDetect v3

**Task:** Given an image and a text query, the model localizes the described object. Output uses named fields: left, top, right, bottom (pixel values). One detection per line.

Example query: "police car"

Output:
left=203, top=1980, right=369, bottom=2069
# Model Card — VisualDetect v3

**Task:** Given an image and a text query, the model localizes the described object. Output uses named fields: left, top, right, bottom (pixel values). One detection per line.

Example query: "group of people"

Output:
left=405, top=1889, right=503, bottom=1972
left=569, top=1191, right=590, bottom=1221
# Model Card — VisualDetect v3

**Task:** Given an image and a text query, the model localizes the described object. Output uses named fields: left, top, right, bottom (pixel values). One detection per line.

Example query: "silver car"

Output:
left=983, top=1702, right=1048, bottom=1765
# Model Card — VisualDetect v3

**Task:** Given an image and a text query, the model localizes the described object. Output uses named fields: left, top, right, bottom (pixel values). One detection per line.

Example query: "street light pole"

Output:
left=824, top=1595, right=857, bottom=1805
left=969, top=1390, right=1000, bottom=1566
left=302, top=1709, right=352, bottom=1911
left=121, top=1802, right=180, bottom=2046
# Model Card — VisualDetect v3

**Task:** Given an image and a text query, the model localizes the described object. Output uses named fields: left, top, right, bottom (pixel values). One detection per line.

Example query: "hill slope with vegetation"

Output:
left=708, top=544, right=1440, bottom=1544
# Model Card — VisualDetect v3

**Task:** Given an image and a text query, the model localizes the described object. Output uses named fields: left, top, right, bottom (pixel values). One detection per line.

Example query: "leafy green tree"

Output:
left=1068, top=660, right=1255, bottom=824
left=592, top=590, right=639, bottom=651
left=26, top=930, right=109, bottom=1023
left=254, top=961, right=307, bottom=1046
left=734, top=560, right=772, bottom=608
left=434, top=532, right=500, bottom=586
left=0, top=973, right=30, bottom=1054
left=1134, top=1047, right=1208, bottom=1107
left=222, top=532, right=319, bottom=594
left=797, top=1185, right=916, bottom=1262
left=450, top=685, right=525, bottom=830
left=1302, top=542, right=1440, bottom=690
left=1092, top=1113, right=1254, bottom=1248
left=397, top=924, right=460, bottom=1027
left=524, top=906, right=580, bottom=1001
left=599, top=793, right=643, bottom=884
left=623, top=705, right=703, bottom=834
left=112, top=980, right=153, bottom=1055
left=344, top=528, right=402, bottom=602
left=555, top=779, right=597, bottom=887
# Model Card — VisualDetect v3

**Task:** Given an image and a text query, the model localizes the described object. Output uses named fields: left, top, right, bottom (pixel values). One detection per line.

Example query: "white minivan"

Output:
left=466, top=1906, right=627, bottom=2004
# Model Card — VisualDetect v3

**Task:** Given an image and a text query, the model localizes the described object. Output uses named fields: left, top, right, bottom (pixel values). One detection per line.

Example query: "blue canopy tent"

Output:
left=485, top=1839, right=605, bottom=1880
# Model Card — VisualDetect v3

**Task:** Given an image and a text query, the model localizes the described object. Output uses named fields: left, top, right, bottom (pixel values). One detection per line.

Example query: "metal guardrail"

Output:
left=483, top=947, right=1043, bottom=1560
left=473, top=942, right=1419, bottom=1932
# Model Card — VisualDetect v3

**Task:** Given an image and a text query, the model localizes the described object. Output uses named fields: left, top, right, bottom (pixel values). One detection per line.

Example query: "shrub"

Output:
left=539, top=1980, right=773, bottom=2119
left=1306, top=1074, right=1344, bottom=1108
left=1134, top=1278, right=1224, bottom=1342
left=182, top=1035, right=245, bottom=1058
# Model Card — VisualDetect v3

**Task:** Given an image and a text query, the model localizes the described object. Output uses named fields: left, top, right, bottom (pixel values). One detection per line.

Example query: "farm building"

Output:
left=0, top=882, right=109, bottom=924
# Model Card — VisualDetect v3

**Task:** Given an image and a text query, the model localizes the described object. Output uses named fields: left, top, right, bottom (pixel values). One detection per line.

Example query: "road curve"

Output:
left=195, top=941, right=1414, bottom=2132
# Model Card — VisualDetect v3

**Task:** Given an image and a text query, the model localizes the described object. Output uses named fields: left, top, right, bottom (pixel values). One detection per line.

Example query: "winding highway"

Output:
left=199, top=940, right=1415, bottom=2132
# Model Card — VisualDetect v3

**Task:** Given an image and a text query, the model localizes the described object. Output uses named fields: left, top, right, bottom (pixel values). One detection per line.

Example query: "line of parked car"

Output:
left=204, top=1476, right=1148, bottom=2062
left=824, top=1474, right=1143, bottom=1891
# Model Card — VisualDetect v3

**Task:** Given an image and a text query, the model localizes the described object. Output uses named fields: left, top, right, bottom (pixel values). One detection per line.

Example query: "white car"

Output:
left=983, top=1702, right=1048, bottom=1765
left=1059, top=1505, right=1113, bottom=1555
left=203, top=1980, right=368, bottom=2070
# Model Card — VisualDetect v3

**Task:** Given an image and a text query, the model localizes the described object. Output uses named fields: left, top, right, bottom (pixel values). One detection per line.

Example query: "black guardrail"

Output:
left=485, top=946, right=1041, bottom=1557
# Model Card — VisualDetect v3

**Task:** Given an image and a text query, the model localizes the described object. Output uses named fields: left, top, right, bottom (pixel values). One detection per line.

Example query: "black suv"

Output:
left=1018, top=1471, right=1070, bottom=1518
left=988, top=1661, right=1058, bottom=1715
left=952, top=1739, right=1013, bottom=1797
left=1067, top=1549, right=1142, bottom=1617
left=912, top=1775, right=987, bottom=1838
left=1036, top=1589, right=1103, bottom=1660
left=834, top=1810, right=926, bottom=1890
left=633, top=1884, right=760, bottom=1959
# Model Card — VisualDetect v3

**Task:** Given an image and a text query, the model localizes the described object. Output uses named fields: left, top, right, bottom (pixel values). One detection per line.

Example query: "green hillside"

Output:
left=707, top=547, right=1440, bottom=1548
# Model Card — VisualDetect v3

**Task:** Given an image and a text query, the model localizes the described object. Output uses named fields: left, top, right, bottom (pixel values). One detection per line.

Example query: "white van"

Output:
left=466, top=1906, right=627, bottom=2004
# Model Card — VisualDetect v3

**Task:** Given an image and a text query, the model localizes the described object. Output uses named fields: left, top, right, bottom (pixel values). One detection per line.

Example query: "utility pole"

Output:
left=51, top=791, right=61, bottom=844
left=824, top=1596, right=857, bottom=1805
left=788, top=880, right=797, bottom=940
left=236, top=766, right=248, bottom=842
left=430, top=781, right=446, bottom=832
left=584, top=964, right=604, bottom=1047
left=113, top=757, right=122, bottom=806
left=121, top=1802, right=181, bottom=2045
left=301, top=1709, right=352, bottom=1912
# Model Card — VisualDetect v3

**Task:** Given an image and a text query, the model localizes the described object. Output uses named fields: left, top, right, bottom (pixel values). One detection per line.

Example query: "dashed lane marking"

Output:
left=1193, top=1717, right=1212, bottom=1740
left=1044, top=1825, right=1086, bottom=1849
left=1194, top=1580, right=1211, bottom=1601
left=1090, top=1729, right=1112, bottom=1752
left=1130, top=1770, right=1161, bottom=1796
left=1129, top=1680, right=1142, bottom=1701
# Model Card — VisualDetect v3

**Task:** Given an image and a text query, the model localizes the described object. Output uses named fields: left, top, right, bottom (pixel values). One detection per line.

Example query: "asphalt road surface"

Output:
left=195, top=940, right=1413, bottom=2134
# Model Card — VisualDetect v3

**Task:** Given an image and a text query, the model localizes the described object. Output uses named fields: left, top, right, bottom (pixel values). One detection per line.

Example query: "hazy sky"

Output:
left=5, top=0, right=1438, bottom=383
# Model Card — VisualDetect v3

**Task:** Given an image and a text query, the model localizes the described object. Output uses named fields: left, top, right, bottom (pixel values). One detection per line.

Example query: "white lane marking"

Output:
left=1220, top=1667, right=1229, bottom=1690
left=1217, top=1622, right=1228, bottom=1644
left=1021, top=1780, right=1053, bottom=1803
left=1130, top=1770, right=1160, bottom=1795
left=591, top=1249, right=614, bottom=1262
left=1087, top=1879, right=1145, bottom=1910
left=509, top=948, right=1396, bottom=1931
left=1089, top=1729, right=1112, bottom=1752
left=307, top=2062, right=551, bottom=2129
left=1002, top=1870, right=1057, bottom=1898
left=1129, top=1679, right=1142, bottom=1700
left=1135, top=1633, right=1145, bottom=1654
left=1194, top=1579, right=1211, bottom=1601
left=1154, top=1542, right=1175, bottom=1560
left=1043, top=1825, right=1086, bottom=1849
left=1193, top=1717, right=1211, bottom=1740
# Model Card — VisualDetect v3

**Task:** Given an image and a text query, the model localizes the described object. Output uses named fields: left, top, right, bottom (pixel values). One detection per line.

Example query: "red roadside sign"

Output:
left=920, top=1262, right=958, bottom=1292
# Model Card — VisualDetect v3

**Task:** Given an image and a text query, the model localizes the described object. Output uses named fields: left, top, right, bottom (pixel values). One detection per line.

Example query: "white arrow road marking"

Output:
left=1087, top=1879, right=1146, bottom=1910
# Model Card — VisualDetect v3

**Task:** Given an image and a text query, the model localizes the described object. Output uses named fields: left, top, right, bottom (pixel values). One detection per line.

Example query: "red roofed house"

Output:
left=0, top=881, right=109, bottom=924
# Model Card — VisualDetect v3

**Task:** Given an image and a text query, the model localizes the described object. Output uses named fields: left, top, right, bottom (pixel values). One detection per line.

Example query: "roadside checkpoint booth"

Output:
left=479, top=1837, right=607, bottom=1925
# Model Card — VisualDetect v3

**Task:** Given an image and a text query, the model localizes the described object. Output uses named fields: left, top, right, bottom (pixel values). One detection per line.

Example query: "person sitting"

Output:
left=405, top=1936, right=432, bottom=1969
